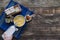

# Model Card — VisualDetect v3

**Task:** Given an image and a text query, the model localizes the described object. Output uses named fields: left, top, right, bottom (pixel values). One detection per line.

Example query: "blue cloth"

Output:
left=0, top=0, right=34, bottom=39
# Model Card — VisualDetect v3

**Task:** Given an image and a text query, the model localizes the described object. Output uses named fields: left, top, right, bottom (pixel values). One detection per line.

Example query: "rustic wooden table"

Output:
left=0, top=0, right=60, bottom=40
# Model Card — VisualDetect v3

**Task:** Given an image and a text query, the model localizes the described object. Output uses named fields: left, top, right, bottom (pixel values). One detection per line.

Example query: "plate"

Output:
left=13, top=15, right=25, bottom=27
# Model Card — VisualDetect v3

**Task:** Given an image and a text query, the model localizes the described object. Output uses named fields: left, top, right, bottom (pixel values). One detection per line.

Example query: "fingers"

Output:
left=3, top=33, right=13, bottom=40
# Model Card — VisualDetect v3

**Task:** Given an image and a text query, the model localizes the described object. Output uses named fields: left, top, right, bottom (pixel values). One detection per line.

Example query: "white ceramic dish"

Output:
left=25, top=15, right=32, bottom=22
left=13, top=15, right=25, bottom=27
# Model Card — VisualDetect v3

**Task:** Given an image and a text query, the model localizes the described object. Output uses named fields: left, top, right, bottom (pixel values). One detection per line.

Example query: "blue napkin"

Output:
left=0, top=0, right=34, bottom=39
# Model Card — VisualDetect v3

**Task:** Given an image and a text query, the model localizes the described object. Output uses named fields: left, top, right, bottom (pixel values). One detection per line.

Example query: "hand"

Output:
left=3, top=33, right=13, bottom=40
